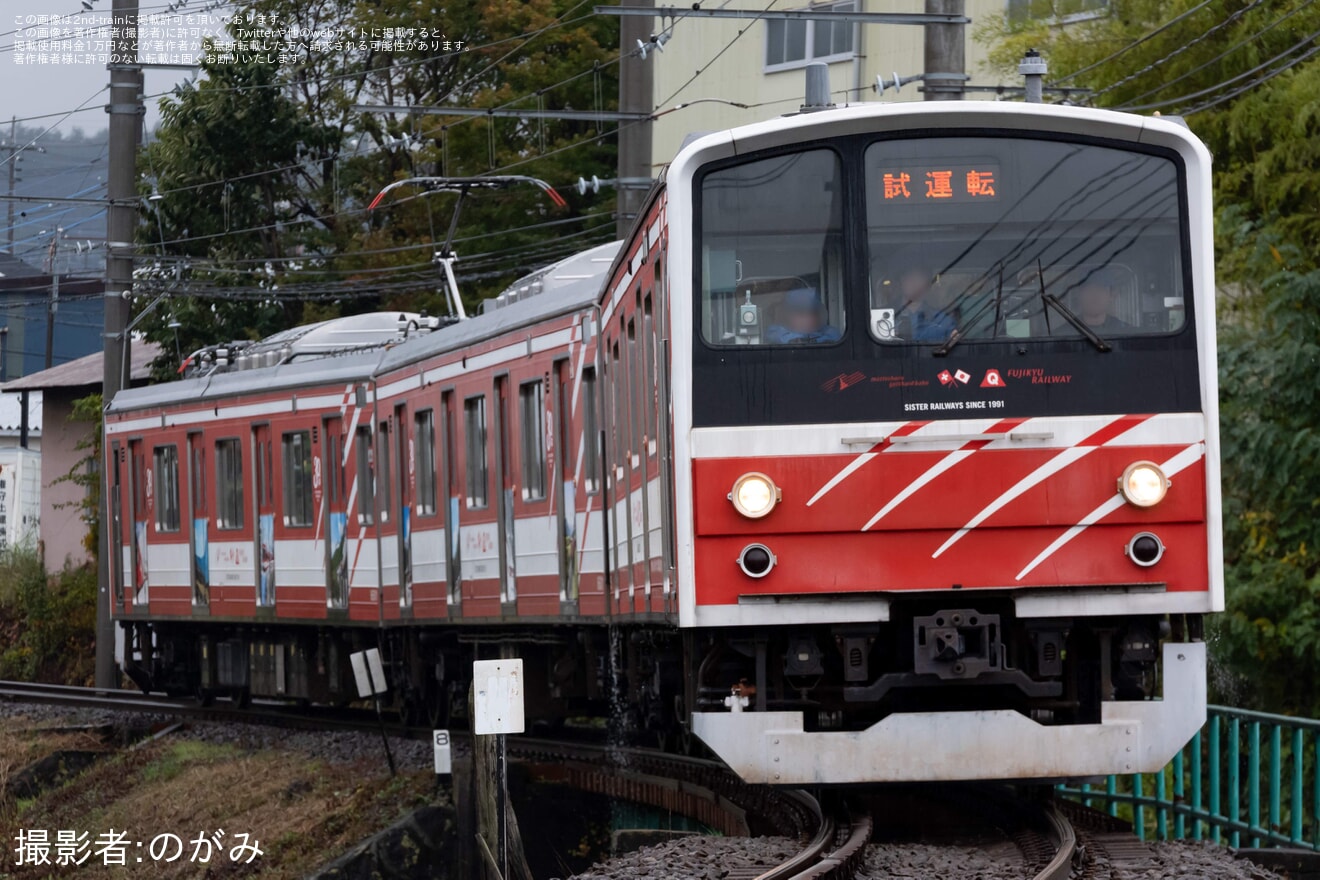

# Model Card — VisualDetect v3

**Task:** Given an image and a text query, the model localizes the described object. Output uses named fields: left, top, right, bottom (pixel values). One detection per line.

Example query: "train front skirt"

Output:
left=693, top=642, right=1205, bottom=784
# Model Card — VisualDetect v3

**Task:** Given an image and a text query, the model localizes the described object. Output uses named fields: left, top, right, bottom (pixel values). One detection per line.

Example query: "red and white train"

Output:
left=105, top=99, right=1219, bottom=784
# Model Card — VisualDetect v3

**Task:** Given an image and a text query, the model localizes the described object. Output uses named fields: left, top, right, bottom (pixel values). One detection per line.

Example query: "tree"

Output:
left=1213, top=248, right=1320, bottom=714
left=136, top=0, right=620, bottom=375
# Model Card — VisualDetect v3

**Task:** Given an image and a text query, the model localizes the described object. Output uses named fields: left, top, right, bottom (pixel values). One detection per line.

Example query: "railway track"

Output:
left=0, top=680, right=1081, bottom=880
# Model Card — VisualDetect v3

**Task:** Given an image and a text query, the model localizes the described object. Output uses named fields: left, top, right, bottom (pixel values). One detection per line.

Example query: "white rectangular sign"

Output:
left=350, top=648, right=389, bottom=698
left=473, top=658, right=525, bottom=735
left=433, top=729, right=452, bottom=775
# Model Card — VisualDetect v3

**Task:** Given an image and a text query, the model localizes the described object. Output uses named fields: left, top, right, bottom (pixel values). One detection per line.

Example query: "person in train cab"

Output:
left=890, top=258, right=955, bottom=341
left=1073, top=268, right=1132, bottom=332
left=765, top=287, right=843, bottom=344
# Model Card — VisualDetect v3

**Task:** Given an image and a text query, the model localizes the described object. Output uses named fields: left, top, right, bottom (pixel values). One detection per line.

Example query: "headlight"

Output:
left=728, top=472, right=780, bottom=519
left=1118, top=461, right=1169, bottom=507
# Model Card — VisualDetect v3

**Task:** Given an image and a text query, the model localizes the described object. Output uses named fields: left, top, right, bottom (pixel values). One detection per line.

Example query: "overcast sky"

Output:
left=2, top=0, right=233, bottom=137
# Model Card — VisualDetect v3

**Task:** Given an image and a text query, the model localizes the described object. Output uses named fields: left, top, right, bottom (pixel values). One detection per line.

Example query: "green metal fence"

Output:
left=1058, top=706, right=1320, bottom=848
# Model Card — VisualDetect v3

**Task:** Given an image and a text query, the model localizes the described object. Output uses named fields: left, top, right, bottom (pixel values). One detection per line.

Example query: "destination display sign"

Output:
left=877, top=163, right=1001, bottom=204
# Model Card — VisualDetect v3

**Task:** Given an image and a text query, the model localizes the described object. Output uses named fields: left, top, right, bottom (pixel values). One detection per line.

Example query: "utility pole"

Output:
left=44, top=232, right=60, bottom=369
left=923, top=0, right=966, bottom=100
left=97, top=0, right=142, bottom=689
left=5, top=117, right=16, bottom=253
left=615, top=0, right=654, bottom=237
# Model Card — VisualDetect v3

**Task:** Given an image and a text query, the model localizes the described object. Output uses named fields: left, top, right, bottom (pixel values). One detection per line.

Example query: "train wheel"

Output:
left=194, top=686, right=215, bottom=708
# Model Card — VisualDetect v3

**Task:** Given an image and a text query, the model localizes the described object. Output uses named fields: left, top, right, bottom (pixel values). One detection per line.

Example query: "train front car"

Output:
left=670, top=103, right=1219, bottom=784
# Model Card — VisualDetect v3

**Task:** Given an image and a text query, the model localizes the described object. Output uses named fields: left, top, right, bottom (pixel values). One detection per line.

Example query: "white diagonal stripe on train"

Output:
left=1015, top=442, right=1205, bottom=581
left=861, top=450, right=976, bottom=532
left=807, top=453, right=877, bottom=507
left=931, top=445, right=1093, bottom=558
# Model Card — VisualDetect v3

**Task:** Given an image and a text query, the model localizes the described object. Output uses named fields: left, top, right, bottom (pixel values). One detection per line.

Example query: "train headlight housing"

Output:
left=1118, top=461, right=1169, bottom=508
left=729, top=472, right=780, bottom=519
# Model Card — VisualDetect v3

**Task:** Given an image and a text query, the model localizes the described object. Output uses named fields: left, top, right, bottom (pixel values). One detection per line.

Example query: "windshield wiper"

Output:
left=1041, top=293, right=1112, bottom=353
left=1035, top=260, right=1111, bottom=353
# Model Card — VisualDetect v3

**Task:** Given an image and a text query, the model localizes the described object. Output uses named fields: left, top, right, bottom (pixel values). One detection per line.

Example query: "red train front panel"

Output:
left=690, top=413, right=1208, bottom=605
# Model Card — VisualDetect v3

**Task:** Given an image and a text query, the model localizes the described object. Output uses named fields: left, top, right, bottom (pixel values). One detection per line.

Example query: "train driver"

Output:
left=1073, top=267, right=1132, bottom=332
left=766, top=287, right=843, bottom=344
left=890, top=258, right=955, bottom=342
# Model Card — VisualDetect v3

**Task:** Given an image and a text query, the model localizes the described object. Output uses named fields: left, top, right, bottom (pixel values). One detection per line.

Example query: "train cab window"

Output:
left=582, top=367, right=601, bottom=495
left=152, top=445, right=180, bottom=532
left=215, top=438, right=244, bottom=530
left=415, top=409, right=437, bottom=516
left=699, top=148, right=846, bottom=346
left=863, top=137, right=1187, bottom=346
left=282, top=431, right=314, bottom=527
left=464, top=396, right=488, bottom=509
left=519, top=381, right=546, bottom=502
left=355, top=425, right=375, bottom=525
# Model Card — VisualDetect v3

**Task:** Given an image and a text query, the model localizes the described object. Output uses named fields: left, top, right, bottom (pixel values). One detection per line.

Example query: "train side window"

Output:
left=464, top=396, right=488, bottom=509
left=378, top=422, right=392, bottom=523
left=643, top=295, right=658, bottom=456
left=281, top=430, right=314, bottom=528
left=627, top=317, right=641, bottom=460
left=190, top=443, right=206, bottom=517
left=611, top=341, right=624, bottom=466
left=415, top=409, right=437, bottom=516
left=582, top=367, right=600, bottom=495
left=153, top=445, right=180, bottom=532
left=519, top=381, right=546, bottom=502
left=355, top=425, right=375, bottom=525
left=215, top=438, right=244, bottom=530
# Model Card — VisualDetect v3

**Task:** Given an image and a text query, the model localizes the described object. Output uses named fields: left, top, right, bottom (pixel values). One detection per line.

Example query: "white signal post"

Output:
left=473, top=658, right=524, bottom=880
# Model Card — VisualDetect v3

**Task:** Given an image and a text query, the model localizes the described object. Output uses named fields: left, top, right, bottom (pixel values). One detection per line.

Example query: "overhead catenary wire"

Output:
left=1178, top=37, right=1320, bottom=114
left=1048, top=0, right=1220, bottom=85
left=1118, top=0, right=1318, bottom=107
left=1085, top=0, right=1270, bottom=100
left=1115, top=25, right=1320, bottom=113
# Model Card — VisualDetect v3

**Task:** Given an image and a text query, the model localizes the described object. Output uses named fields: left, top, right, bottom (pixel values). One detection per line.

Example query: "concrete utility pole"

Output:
left=97, top=0, right=142, bottom=689
left=6, top=117, right=15, bottom=252
left=615, top=0, right=654, bottom=237
left=44, top=232, right=60, bottom=369
left=923, top=0, right=966, bottom=101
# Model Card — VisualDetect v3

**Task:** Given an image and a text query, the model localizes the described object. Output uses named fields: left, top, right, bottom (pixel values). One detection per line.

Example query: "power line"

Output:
left=1116, top=26, right=1320, bottom=113
left=1048, top=0, right=1219, bottom=86
left=1180, top=38, right=1320, bottom=115
left=1086, top=0, right=1269, bottom=101
left=1115, top=0, right=1318, bottom=107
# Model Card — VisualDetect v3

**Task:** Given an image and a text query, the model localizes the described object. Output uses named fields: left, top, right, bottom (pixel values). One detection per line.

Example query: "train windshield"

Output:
left=865, top=137, right=1185, bottom=347
left=699, top=148, right=848, bottom=346
left=697, top=136, right=1188, bottom=350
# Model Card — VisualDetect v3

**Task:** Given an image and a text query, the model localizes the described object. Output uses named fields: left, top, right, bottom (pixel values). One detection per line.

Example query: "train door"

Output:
left=494, top=375, right=516, bottom=608
left=128, top=438, right=149, bottom=605
left=322, top=416, right=349, bottom=610
left=187, top=431, right=209, bottom=607
left=440, top=390, right=461, bottom=608
left=108, top=440, right=125, bottom=608
left=641, top=292, right=665, bottom=613
left=628, top=307, right=653, bottom=613
left=579, top=364, right=606, bottom=612
left=394, top=403, right=412, bottom=610
left=253, top=424, right=275, bottom=609
left=553, top=359, right=577, bottom=605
